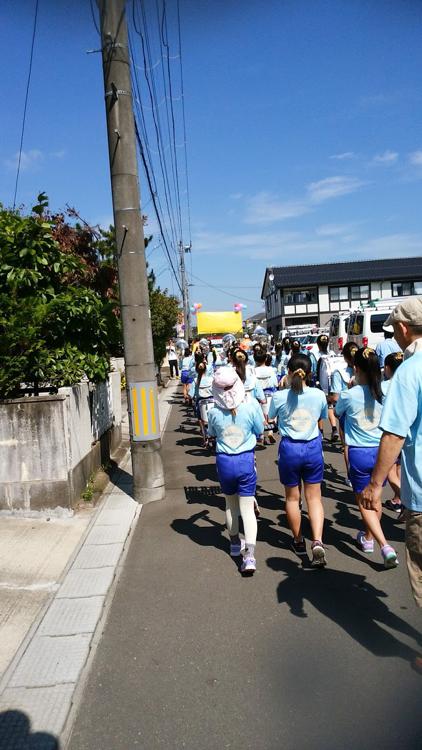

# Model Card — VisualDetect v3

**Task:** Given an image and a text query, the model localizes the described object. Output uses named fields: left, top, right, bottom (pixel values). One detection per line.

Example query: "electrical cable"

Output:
left=190, top=273, right=262, bottom=304
left=160, top=0, right=183, bottom=243
left=89, top=0, right=100, bottom=35
left=132, top=0, right=180, bottom=263
left=13, top=0, right=39, bottom=209
left=177, top=0, right=192, bottom=247
left=135, top=121, right=182, bottom=294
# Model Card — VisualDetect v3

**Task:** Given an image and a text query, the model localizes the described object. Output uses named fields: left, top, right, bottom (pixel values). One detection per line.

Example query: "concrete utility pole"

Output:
left=179, top=241, right=191, bottom=340
left=98, top=0, right=165, bottom=503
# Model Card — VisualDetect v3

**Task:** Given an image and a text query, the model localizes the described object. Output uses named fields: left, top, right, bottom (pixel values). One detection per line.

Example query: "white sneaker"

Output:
left=230, top=539, right=246, bottom=557
left=241, top=556, right=256, bottom=574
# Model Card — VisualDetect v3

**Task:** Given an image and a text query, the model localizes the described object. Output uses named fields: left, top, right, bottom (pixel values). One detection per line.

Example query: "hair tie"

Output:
left=235, top=350, right=246, bottom=361
left=362, top=347, right=375, bottom=359
left=394, top=352, right=403, bottom=361
left=293, top=368, right=306, bottom=380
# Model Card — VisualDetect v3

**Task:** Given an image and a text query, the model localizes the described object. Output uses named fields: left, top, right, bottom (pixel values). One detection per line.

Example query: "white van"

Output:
left=328, top=312, right=351, bottom=354
left=347, top=297, right=409, bottom=349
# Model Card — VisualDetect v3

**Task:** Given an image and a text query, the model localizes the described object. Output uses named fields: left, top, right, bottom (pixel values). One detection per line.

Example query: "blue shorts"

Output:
left=216, top=450, right=257, bottom=497
left=181, top=370, right=193, bottom=385
left=348, top=446, right=386, bottom=494
left=278, top=435, right=324, bottom=487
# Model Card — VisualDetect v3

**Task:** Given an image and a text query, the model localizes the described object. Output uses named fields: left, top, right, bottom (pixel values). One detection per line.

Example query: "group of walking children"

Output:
left=181, top=335, right=402, bottom=576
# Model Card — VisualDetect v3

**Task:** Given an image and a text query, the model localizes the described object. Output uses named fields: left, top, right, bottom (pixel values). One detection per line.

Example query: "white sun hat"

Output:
left=212, top=367, right=245, bottom=411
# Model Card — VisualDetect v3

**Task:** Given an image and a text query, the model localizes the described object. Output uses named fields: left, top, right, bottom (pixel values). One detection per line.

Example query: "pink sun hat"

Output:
left=212, top=366, right=245, bottom=411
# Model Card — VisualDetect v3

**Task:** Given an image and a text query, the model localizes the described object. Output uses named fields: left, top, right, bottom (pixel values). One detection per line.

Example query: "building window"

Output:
left=351, top=284, right=369, bottom=300
left=329, top=286, right=349, bottom=302
left=415, top=281, right=422, bottom=295
left=283, top=289, right=317, bottom=305
left=392, top=281, right=413, bottom=297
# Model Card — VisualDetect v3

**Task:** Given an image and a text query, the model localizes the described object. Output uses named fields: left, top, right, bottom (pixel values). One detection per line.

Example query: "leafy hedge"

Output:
left=0, top=194, right=180, bottom=399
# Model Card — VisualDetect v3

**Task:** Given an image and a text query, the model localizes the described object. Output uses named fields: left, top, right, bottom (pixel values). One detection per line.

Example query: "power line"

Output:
left=132, top=0, right=180, bottom=264
left=160, top=0, right=183, bottom=243
left=190, top=273, right=262, bottom=304
left=89, top=0, right=100, bottom=35
left=13, top=0, right=39, bottom=209
left=176, top=0, right=192, bottom=247
left=135, top=121, right=182, bottom=294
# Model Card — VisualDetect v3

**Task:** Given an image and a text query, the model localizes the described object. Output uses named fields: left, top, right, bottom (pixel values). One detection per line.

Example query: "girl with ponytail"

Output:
left=269, top=354, right=328, bottom=566
left=189, top=356, right=215, bottom=448
left=335, top=347, right=398, bottom=568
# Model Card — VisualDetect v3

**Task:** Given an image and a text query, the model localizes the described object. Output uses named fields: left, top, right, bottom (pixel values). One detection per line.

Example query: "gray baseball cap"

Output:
left=385, top=296, right=422, bottom=327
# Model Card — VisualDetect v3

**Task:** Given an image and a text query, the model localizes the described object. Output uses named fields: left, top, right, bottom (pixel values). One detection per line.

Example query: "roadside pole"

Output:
left=98, top=0, right=165, bottom=502
left=179, top=241, right=190, bottom=340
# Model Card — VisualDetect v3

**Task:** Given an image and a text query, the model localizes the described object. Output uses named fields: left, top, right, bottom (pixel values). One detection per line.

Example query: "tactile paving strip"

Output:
left=9, top=634, right=91, bottom=688
left=72, top=542, right=124, bottom=569
left=38, top=596, right=104, bottom=636
left=56, top=567, right=115, bottom=599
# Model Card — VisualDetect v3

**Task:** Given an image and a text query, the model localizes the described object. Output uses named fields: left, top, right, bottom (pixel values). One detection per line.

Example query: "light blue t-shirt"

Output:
left=207, top=400, right=265, bottom=454
left=244, top=371, right=265, bottom=402
left=189, top=373, right=214, bottom=400
left=379, top=351, right=422, bottom=512
left=335, top=382, right=388, bottom=447
left=375, top=338, right=402, bottom=368
left=331, top=366, right=354, bottom=394
left=181, top=356, right=193, bottom=372
left=268, top=386, right=328, bottom=441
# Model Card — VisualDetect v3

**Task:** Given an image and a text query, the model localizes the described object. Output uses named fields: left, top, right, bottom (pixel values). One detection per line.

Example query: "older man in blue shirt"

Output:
left=362, top=296, right=422, bottom=673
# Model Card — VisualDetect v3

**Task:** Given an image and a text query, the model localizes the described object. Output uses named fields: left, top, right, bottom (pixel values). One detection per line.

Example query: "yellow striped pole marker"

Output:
left=129, top=381, right=160, bottom=441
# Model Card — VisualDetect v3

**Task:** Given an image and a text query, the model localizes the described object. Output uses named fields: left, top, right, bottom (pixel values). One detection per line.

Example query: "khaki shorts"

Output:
left=405, top=510, right=422, bottom=608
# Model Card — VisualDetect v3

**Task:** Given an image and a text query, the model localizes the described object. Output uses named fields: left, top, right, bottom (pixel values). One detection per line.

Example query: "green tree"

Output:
left=93, top=224, right=180, bottom=370
left=148, top=268, right=180, bottom=369
left=0, top=195, right=121, bottom=397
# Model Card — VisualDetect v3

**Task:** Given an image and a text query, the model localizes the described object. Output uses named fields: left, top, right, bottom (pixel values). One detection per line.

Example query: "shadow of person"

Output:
left=186, top=462, right=218, bottom=483
left=171, top=510, right=241, bottom=571
left=172, top=509, right=229, bottom=554
left=0, top=710, right=59, bottom=749
left=184, top=485, right=226, bottom=511
left=266, top=557, right=421, bottom=661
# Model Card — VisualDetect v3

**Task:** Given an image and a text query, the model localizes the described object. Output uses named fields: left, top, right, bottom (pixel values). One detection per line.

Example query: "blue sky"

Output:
left=2, top=0, right=422, bottom=316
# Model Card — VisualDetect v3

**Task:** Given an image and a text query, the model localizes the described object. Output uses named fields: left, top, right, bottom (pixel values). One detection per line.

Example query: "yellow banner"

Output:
left=196, top=311, right=243, bottom=335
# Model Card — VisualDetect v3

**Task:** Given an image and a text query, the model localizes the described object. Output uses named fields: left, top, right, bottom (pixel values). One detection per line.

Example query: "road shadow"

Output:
left=171, top=509, right=242, bottom=572
left=266, top=557, right=421, bottom=662
left=0, top=710, right=59, bottom=749
left=186, top=462, right=218, bottom=483
left=184, top=485, right=226, bottom=511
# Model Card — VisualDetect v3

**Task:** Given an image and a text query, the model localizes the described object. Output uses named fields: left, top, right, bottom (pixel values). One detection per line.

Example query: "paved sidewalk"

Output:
left=0, top=511, right=92, bottom=679
left=67, top=390, right=421, bottom=750
left=0, top=382, right=177, bottom=748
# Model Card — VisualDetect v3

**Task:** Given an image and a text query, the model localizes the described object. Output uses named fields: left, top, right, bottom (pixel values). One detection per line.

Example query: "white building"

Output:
left=261, top=257, right=422, bottom=335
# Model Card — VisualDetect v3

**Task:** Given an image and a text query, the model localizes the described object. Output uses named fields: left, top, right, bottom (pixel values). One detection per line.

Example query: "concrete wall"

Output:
left=0, top=372, right=122, bottom=511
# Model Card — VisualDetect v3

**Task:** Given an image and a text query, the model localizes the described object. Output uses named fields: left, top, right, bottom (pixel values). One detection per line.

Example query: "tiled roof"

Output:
left=262, top=256, right=422, bottom=296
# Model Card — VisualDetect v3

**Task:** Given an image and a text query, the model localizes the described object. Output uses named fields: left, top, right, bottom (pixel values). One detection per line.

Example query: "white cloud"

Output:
left=409, top=150, right=422, bottom=167
left=307, top=175, right=366, bottom=203
left=229, top=192, right=243, bottom=200
left=329, top=152, right=356, bottom=161
left=315, top=222, right=358, bottom=237
left=371, top=150, right=398, bottom=165
left=4, top=149, right=43, bottom=171
left=49, top=149, right=66, bottom=159
left=245, top=191, right=309, bottom=224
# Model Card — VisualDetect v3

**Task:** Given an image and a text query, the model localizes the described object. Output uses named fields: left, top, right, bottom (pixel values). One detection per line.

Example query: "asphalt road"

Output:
left=67, top=390, right=421, bottom=750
